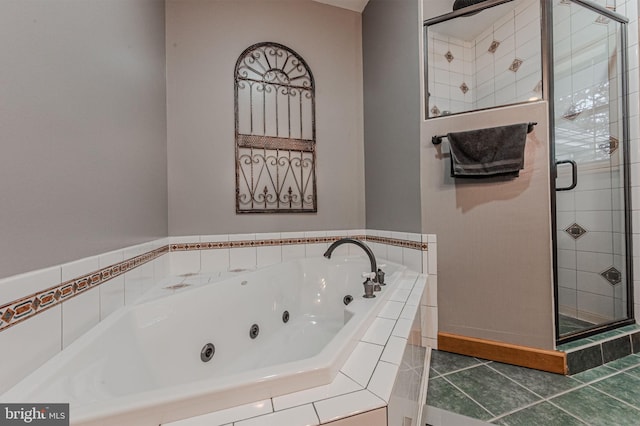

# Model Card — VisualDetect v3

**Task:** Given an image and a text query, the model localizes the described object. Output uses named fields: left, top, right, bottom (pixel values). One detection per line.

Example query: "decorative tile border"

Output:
left=170, top=235, right=428, bottom=252
left=0, top=233, right=427, bottom=334
left=0, top=245, right=169, bottom=333
left=365, top=235, right=427, bottom=251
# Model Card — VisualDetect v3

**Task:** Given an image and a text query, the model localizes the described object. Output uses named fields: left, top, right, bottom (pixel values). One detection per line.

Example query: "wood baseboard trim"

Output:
left=438, top=332, right=567, bottom=375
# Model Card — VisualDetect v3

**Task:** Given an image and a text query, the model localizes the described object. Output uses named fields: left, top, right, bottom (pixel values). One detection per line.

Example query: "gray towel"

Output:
left=447, top=123, right=528, bottom=178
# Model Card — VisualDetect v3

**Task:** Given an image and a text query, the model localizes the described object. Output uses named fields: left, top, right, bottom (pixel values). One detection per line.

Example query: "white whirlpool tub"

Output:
left=3, top=255, right=404, bottom=425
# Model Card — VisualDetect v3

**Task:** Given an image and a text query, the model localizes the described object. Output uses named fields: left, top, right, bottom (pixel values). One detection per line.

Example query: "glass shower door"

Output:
left=552, top=0, right=632, bottom=341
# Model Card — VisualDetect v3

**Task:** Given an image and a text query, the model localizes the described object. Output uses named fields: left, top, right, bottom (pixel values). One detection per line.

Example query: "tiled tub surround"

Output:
left=167, top=231, right=432, bottom=277
left=0, top=245, right=169, bottom=333
left=0, top=230, right=437, bottom=424
left=162, top=273, right=430, bottom=426
left=0, top=231, right=433, bottom=336
left=4, top=257, right=415, bottom=425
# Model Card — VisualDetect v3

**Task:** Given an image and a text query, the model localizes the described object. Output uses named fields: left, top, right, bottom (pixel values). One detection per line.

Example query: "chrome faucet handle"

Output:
left=362, top=277, right=376, bottom=299
left=361, top=272, right=376, bottom=279
left=377, top=265, right=386, bottom=286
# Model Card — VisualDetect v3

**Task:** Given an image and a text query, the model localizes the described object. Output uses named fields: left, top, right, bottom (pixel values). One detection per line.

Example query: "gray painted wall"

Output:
left=421, top=102, right=555, bottom=350
left=0, top=0, right=168, bottom=279
left=362, top=0, right=422, bottom=233
left=166, top=0, right=365, bottom=236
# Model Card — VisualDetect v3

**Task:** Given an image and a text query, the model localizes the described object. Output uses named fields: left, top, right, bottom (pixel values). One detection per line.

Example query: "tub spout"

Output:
left=323, top=238, right=378, bottom=283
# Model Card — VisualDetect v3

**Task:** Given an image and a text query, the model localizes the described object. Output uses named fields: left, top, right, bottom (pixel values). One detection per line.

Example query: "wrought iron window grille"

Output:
left=234, top=42, right=317, bottom=213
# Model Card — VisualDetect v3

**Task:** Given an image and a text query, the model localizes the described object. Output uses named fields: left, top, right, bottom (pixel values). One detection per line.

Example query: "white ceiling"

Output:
left=424, top=0, right=456, bottom=19
left=310, top=0, right=462, bottom=17
left=428, top=0, right=529, bottom=41
left=311, top=0, right=370, bottom=13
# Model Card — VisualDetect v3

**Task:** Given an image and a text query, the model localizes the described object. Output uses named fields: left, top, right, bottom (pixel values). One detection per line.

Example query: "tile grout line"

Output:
left=339, top=272, right=416, bottom=402
left=573, top=363, right=637, bottom=386
left=430, top=352, right=603, bottom=424
left=484, top=363, right=545, bottom=396
left=527, top=360, right=640, bottom=424
left=277, top=387, right=365, bottom=414
left=310, top=400, right=321, bottom=425
left=543, top=399, right=591, bottom=425
left=364, top=338, right=390, bottom=390
left=440, top=373, right=496, bottom=419
left=561, top=328, right=640, bottom=353
left=587, top=380, right=640, bottom=413
left=443, top=364, right=611, bottom=425
left=432, top=362, right=486, bottom=378
left=546, top=363, right=640, bottom=420
left=486, top=377, right=590, bottom=424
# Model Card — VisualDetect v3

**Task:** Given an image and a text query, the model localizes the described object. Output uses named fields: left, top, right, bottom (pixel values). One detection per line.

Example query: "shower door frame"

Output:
left=545, top=0, right=635, bottom=345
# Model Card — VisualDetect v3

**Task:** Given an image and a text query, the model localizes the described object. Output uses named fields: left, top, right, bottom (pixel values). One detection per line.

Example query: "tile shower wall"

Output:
left=427, top=0, right=541, bottom=117
left=554, top=0, right=638, bottom=325
left=557, top=166, right=627, bottom=323
left=0, top=230, right=436, bottom=395
left=627, top=0, right=640, bottom=326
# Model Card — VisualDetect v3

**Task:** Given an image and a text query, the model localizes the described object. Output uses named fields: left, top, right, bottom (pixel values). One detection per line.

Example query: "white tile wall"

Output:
left=100, top=275, right=125, bottom=320
left=361, top=317, right=396, bottom=346
left=200, top=234, right=230, bottom=273
left=340, top=341, right=384, bottom=387
left=427, top=0, right=541, bottom=117
left=380, top=336, right=407, bottom=366
left=624, top=0, right=640, bottom=324
left=304, top=231, right=329, bottom=255
left=234, top=405, right=319, bottom=426
left=61, top=256, right=101, bottom=348
left=61, top=256, right=100, bottom=282
left=0, top=306, right=62, bottom=394
left=392, top=318, right=414, bottom=339
left=1, top=228, right=437, bottom=422
left=272, top=372, right=361, bottom=412
left=367, top=361, right=400, bottom=403
left=62, top=289, right=100, bottom=349
left=281, top=232, right=306, bottom=262
left=0, top=265, right=61, bottom=307
left=99, top=250, right=125, bottom=320
left=124, top=244, right=157, bottom=305
left=325, top=408, right=386, bottom=426
left=314, top=390, right=385, bottom=424
left=170, top=237, right=202, bottom=276
left=228, top=234, right=257, bottom=270
left=164, top=399, right=272, bottom=426
left=553, top=0, right=640, bottom=326
left=256, top=232, right=282, bottom=268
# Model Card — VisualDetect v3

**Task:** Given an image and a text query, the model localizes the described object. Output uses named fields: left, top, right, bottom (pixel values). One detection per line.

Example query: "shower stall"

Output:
left=424, top=0, right=634, bottom=345
left=549, top=0, right=634, bottom=343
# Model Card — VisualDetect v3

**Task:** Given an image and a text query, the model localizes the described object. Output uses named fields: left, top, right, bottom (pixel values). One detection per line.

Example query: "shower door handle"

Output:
left=556, top=160, right=577, bottom=191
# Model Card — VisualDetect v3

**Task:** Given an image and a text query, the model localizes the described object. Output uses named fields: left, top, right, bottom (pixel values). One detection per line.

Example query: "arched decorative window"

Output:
left=234, top=42, right=317, bottom=213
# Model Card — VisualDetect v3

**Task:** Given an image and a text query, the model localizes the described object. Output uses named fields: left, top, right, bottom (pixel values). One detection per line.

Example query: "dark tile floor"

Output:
left=425, top=349, right=640, bottom=425
left=558, top=314, right=595, bottom=336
